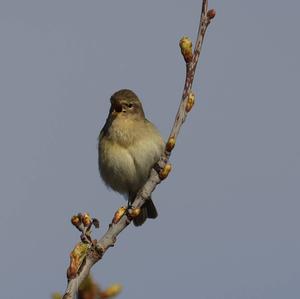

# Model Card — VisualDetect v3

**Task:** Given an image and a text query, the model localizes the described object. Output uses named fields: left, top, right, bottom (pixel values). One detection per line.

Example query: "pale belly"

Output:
left=99, top=138, right=163, bottom=195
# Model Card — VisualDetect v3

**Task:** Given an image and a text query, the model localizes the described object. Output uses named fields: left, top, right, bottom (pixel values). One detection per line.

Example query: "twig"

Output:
left=62, top=1, right=215, bottom=298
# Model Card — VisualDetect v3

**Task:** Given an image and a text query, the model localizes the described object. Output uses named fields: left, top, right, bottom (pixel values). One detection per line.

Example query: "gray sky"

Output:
left=1, top=1, right=299, bottom=298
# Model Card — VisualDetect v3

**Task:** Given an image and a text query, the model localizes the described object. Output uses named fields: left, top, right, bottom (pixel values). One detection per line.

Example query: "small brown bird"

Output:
left=98, top=89, right=164, bottom=226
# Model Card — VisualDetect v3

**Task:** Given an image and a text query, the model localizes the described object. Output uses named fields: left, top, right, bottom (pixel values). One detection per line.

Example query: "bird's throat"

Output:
left=107, top=117, right=138, bottom=147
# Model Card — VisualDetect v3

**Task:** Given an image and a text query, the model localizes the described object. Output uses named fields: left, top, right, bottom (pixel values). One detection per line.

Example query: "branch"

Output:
left=62, top=2, right=215, bottom=298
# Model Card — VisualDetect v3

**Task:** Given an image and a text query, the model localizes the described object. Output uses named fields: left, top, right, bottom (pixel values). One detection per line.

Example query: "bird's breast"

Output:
left=99, top=139, right=139, bottom=194
left=106, top=117, right=138, bottom=147
left=99, top=117, right=164, bottom=195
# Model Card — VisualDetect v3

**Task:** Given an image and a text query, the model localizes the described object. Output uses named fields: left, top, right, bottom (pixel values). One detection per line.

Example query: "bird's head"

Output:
left=109, top=89, right=145, bottom=119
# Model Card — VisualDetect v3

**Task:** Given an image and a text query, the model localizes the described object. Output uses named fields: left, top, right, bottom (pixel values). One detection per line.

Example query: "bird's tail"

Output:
left=133, top=197, right=158, bottom=226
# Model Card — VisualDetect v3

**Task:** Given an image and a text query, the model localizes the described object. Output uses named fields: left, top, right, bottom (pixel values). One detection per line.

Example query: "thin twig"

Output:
left=62, top=1, right=215, bottom=298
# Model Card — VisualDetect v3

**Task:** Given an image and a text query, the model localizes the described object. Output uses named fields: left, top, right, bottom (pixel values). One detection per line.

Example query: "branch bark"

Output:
left=62, top=1, right=215, bottom=298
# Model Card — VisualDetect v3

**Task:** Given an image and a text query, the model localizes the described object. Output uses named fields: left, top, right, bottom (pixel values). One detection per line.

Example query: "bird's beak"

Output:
left=111, top=102, right=123, bottom=116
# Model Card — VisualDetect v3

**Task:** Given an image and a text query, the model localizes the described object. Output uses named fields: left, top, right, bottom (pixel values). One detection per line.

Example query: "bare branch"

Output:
left=62, top=1, right=215, bottom=298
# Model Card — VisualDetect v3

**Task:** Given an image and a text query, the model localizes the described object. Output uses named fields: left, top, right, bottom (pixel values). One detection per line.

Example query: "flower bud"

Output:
left=179, top=36, right=193, bottom=63
left=71, top=215, right=81, bottom=226
left=166, top=137, right=176, bottom=152
left=82, top=213, right=92, bottom=227
left=159, top=163, right=172, bottom=180
left=207, top=9, right=216, bottom=20
left=112, top=207, right=126, bottom=224
left=129, top=207, right=141, bottom=218
left=186, top=92, right=195, bottom=112
left=67, top=242, right=89, bottom=279
left=102, top=283, right=123, bottom=298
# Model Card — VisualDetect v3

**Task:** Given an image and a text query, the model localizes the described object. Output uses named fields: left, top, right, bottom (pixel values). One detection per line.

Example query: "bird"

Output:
left=98, top=89, right=165, bottom=226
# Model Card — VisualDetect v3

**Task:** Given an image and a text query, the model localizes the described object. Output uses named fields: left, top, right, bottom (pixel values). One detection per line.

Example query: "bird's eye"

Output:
left=127, top=103, right=133, bottom=109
